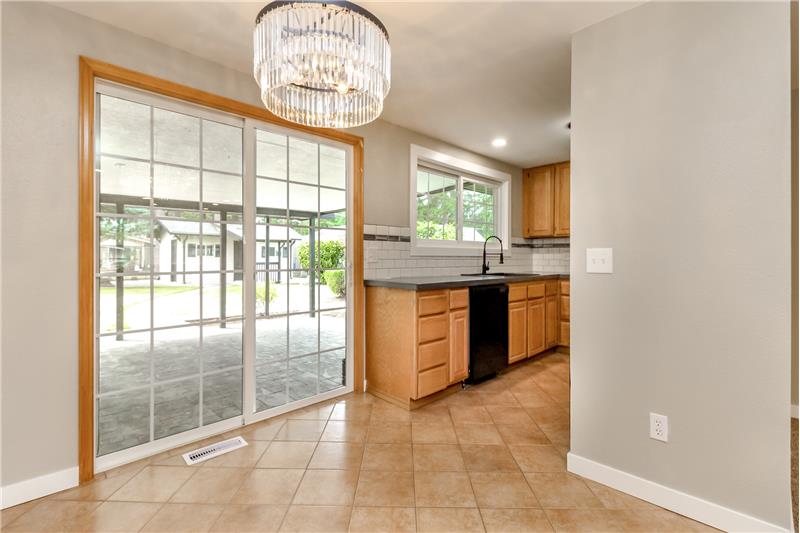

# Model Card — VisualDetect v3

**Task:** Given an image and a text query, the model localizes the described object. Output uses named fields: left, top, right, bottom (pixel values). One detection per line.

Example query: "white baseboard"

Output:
left=1, top=466, right=78, bottom=509
left=567, top=453, right=790, bottom=533
left=791, top=403, right=798, bottom=419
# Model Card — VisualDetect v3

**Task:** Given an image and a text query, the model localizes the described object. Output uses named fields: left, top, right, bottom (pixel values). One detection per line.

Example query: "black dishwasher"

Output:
left=467, top=284, right=509, bottom=383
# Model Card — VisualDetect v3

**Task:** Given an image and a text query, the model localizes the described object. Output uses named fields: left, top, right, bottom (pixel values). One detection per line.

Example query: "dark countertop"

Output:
left=364, top=272, right=569, bottom=290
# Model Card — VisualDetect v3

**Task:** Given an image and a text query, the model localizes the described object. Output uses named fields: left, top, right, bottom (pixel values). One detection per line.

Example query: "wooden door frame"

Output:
left=79, top=56, right=365, bottom=483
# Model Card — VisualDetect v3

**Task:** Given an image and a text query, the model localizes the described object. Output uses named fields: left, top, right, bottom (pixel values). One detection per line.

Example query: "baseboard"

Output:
left=1, top=466, right=78, bottom=509
left=567, top=452, right=790, bottom=532
left=791, top=403, right=798, bottom=419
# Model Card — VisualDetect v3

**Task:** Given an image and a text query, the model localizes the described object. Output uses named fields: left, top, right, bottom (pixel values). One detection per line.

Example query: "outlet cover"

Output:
left=586, top=248, right=613, bottom=273
left=650, top=413, right=668, bottom=442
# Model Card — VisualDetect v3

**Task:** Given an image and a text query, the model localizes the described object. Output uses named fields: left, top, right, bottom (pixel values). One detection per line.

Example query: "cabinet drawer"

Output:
left=418, top=314, right=448, bottom=344
left=508, top=284, right=527, bottom=302
left=418, top=339, right=448, bottom=372
left=527, top=283, right=545, bottom=299
left=559, top=280, right=570, bottom=295
left=417, top=364, right=448, bottom=398
left=560, top=295, right=570, bottom=321
left=418, top=291, right=448, bottom=317
left=449, top=288, right=469, bottom=309
left=546, top=280, right=558, bottom=295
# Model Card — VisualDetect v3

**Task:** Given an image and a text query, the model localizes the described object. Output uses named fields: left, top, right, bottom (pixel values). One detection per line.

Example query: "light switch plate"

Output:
left=586, top=248, right=613, bottom=273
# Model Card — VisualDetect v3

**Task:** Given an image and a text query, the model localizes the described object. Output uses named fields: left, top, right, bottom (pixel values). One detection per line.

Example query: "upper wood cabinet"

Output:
left=523, top=161, right=570, bottom=238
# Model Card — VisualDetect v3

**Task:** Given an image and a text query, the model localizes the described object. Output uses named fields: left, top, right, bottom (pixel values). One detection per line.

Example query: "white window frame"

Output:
left=409, top=144, right=511, bottom=256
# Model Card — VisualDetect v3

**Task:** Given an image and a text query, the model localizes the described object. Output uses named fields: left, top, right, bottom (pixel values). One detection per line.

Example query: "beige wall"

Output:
left=570, top=2, right=791, bottom=529
left=0, top=1, right=521, bottom=489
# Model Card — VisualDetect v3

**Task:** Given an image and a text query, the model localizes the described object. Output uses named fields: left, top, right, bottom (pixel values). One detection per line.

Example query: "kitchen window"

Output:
left=410, top=144, right=510, bottom=256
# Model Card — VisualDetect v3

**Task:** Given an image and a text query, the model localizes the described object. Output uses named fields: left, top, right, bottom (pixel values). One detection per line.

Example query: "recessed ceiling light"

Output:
left=492, top=138, right=507, bottom=148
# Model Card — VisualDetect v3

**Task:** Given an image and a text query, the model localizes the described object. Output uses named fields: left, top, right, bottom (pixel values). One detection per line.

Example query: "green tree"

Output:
left=297, top=240, right=345, bottom=284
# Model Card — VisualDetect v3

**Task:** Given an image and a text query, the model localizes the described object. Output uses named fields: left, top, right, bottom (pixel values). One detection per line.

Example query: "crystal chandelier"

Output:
left=254, top=0, right=391, bottom=128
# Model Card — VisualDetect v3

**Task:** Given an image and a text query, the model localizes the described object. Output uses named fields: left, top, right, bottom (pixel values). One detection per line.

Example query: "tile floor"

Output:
left=2, top=351, right=718, bottom=532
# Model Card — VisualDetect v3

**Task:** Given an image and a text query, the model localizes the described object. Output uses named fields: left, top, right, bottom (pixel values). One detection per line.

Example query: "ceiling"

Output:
left=59, top=1, right=640, bottom=168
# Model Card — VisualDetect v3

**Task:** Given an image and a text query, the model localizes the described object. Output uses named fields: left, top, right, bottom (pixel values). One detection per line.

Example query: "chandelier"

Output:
left=254, top=0, right=391, bottom=129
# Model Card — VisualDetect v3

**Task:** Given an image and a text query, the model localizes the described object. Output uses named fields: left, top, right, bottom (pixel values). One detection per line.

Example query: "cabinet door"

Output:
left=524, top=166, right=554, bottom=237
left=545, top=294, right=558, bottom=348
left=508, top=301, right=527, bottom=363
left=527, top=299, right=545, bottom=356
left=559, top=321, right=570, bottom=347
left=554, top=162, right=570, bottom=237
left=449, top=308, right=469, bottom=383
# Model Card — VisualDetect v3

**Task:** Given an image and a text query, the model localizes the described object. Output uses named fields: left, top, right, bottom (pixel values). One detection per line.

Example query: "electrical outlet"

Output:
left=650, top=413, right=668, bottom=442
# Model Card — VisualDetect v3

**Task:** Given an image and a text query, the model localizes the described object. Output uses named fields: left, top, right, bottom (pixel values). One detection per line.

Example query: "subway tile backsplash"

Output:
left=363, top=225, right=569, bottom=280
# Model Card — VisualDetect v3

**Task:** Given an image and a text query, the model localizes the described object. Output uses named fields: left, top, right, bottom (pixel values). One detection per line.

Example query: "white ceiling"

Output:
left=59, top=1, right=640, bottom=168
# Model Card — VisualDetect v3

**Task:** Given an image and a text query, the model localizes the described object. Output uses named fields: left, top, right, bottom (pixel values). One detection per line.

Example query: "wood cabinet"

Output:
left=523, top=161, right=570, bottom=238
left=365, top=286, right=469, bottom=408
left=527, top=298, right=545, bottom=355
left=449, top=308, right=469, bottom=383
left=507, top=300, right=527, bottom=363
left=545, top=294, right=558, bottom=348
left=559, top=280, right=570, bottom=347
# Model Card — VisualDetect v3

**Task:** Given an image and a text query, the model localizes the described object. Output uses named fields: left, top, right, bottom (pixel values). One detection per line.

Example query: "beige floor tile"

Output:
left=257, top=441, right=317, bottom=469
left=308, top=442, right=364, bottom=470
left=102, top=459, right=150, bottom=481
left=366, top=421, right=412, bottom=443
left=170, top=467, right=250, bottom=504
left=354, top=471, right=415, bottom=507
left=544, top=509, right=619, bottom=532
left=361, top=443, right=413, bottom=471
left=607, top=509, right=719, bottom=532
left=441, top=391, right=484, bottom=407
left=330, top=403, right=373, bottom=422
left=449, top=405, right=493, bottom=425
left=512, top=389, right=556, bottom=409
left=508, top=445, right=566, bottom=473
left=582, top=479, right=659, bottom=510
left=279, top=505, right=352, bottom=532
left=231, top=469, right=305, bottom=505
left=49, top=475, right=131, bottom=501
left=3, top=500, right=101, bottom=532
left=1, top=500, right=39, bottom=528
left=348, top=507, right=416, bottom=533
left=413, top=444, right=466, bottom=471
left=525, top=473, right=602, bottom=509
left=485, top=406, right=533, bottom=425
left=460, top=444, right=519, bottom=472
left=538, top=422, right=570, bottom=447
left=416, top=507, right=485, bottom=533
left=414, top=471, right=477, bottom=508
left=370, top=402, right=413, bottom=422
left=239, top=419, right=287, bottom=441
left=469, top=472, right=539, bottom=509
left=412, top=422, right=458, bottom=444
left=497, top=422, right=550, bottom=445
left=287, top=403, right=334, bottom=420
left=409, top=404, right=452, bottom=423
left=140, top=503, right=224, bottom=532
left=203, top=440, right=269, bottom=468
left=108, top=466, right=196, bottom=503
left=293, top=469, right=358, bottom=506
left=525, top=407, right=570, bottom=426
left=209, top=504, right=287, bottom=532
left=321, top=421, right=369, bottom=443
left=274, top=420, right=327, bottom=442
left=480, top=508, right=553, bottom=532
left=476, top=390, right=520, bottom=407
left=149, top=454, right=199, bottom=467
left=455, top=423, right=504, bottom=445
left=70, top=501, right=161, bottom=532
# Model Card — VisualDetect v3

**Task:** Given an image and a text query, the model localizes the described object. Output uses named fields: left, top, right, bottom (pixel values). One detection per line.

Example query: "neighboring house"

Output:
left=98, top=235, right=152, bottom=275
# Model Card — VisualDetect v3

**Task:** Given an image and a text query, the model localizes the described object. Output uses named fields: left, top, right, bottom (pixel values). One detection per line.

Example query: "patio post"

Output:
left=115, top=202, right=124, bottom=341
left=219, top=210, right=227, bottom=328
left=309, top=218, right=316, bottom=318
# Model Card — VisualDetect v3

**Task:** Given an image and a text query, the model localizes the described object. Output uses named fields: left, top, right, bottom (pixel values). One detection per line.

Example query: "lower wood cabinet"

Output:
left=508, top=300, right=527, bottom=363
left=527, top=298, right=545, bottom=355
left=449, top=308, right=469, bottom=383
left=545, top=294, right=558, bottom=348
left=559, top=280, right=570, bottom=347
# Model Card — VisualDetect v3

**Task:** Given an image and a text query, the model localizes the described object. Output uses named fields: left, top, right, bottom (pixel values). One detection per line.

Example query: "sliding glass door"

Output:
left=93, top=82, right=352, bottom=469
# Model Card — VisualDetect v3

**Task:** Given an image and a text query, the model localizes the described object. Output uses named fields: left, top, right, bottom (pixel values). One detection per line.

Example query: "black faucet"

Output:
left=482, top=235, right=504, bottom=275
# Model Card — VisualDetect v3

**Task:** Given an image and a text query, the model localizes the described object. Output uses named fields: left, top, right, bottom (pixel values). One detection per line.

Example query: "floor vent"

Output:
left=182, top=436, right=248, bottom=465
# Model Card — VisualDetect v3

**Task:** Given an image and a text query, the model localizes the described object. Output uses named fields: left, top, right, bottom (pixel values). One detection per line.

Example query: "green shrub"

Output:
left=323, top=270, right=346, bottom=298
left=255, top=284, right=278, bottom=305
left=297, top=240, right=345, bottom=284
